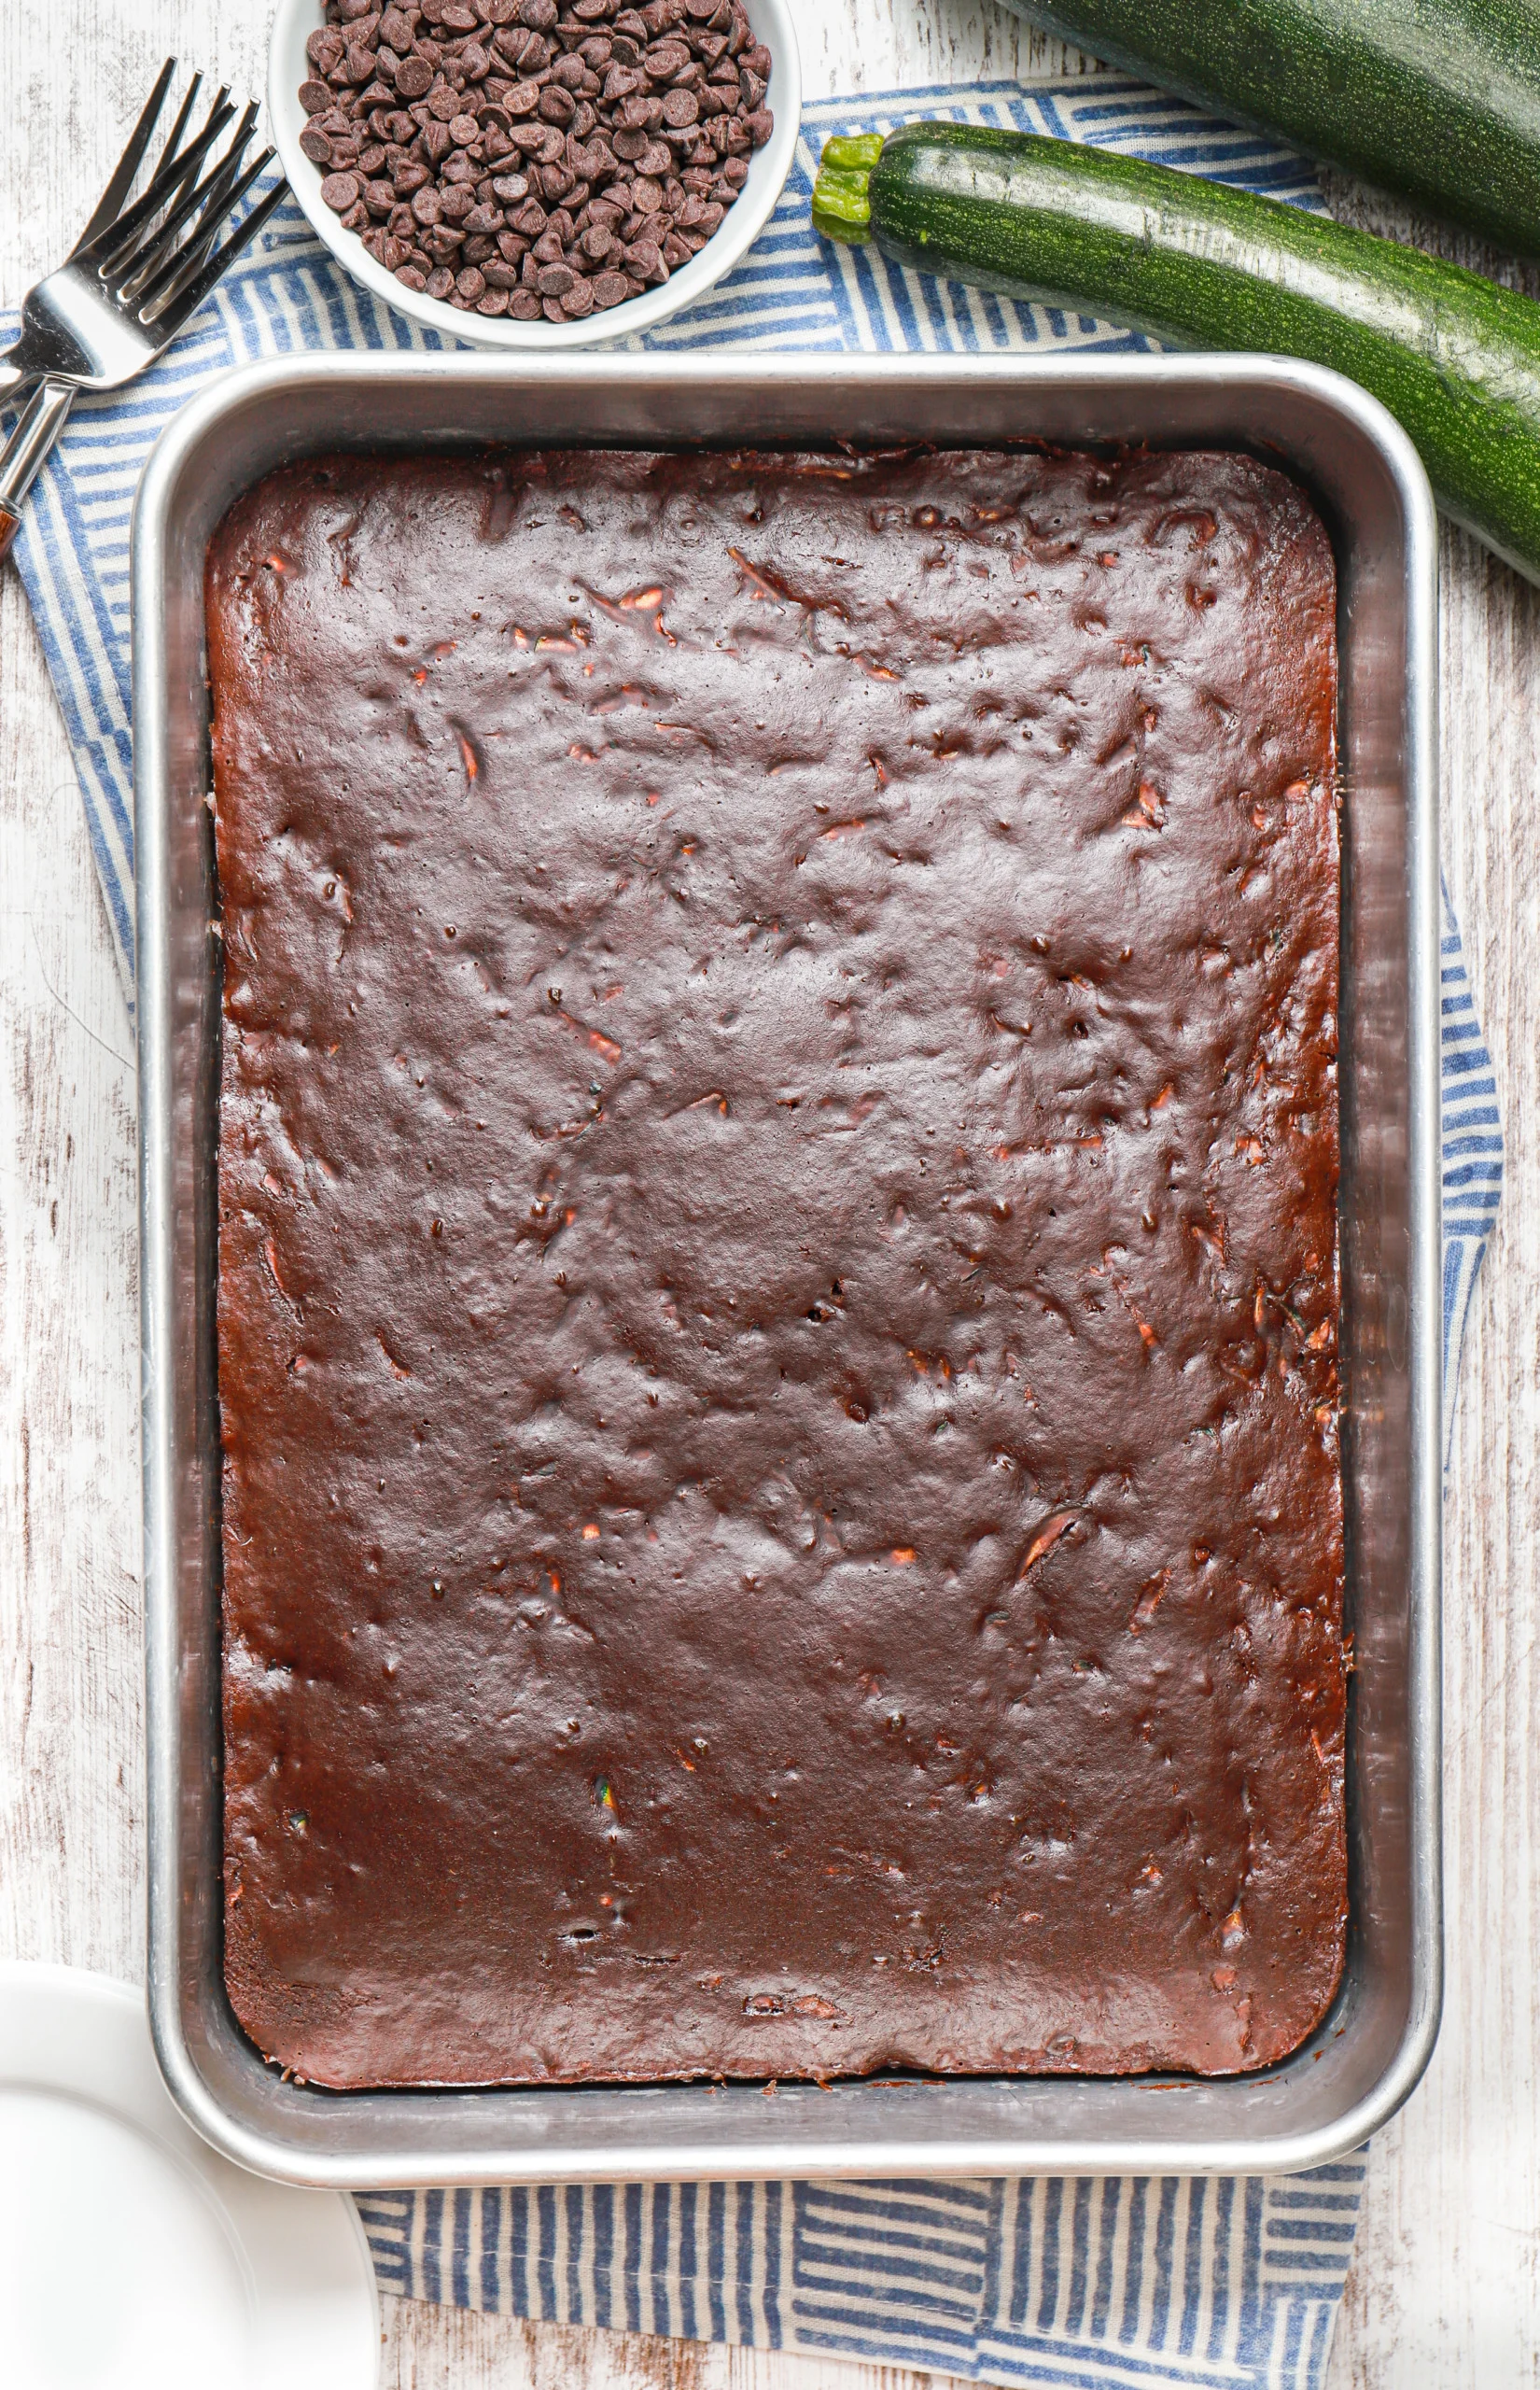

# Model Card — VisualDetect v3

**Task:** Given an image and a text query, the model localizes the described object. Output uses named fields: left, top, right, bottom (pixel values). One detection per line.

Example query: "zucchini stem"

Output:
left=813, top=134, right=884, bottom=242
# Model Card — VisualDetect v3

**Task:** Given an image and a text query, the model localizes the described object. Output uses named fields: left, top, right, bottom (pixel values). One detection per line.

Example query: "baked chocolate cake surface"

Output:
left=209, top=444, right=1345, bottom=2090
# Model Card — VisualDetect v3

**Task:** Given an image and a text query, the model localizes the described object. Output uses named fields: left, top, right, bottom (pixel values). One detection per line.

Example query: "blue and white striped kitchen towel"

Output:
left=3, top=72, right=1500, bottom=2390
left=360, top=2168, right=1368, bottom=2386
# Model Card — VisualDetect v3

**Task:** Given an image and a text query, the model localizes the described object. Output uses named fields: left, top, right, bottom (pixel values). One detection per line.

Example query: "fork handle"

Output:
left=0, top=378, right=76, bottom=565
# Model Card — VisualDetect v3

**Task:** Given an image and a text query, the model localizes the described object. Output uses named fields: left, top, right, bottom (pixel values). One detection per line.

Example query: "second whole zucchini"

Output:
left=991, top=0, right=1540, bottom=261
left=815, top=125, right=1540, bottom=584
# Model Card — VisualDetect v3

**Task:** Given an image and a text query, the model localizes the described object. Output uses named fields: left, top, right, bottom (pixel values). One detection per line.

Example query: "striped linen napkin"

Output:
left=2, top=72, right=1500, bottom=2390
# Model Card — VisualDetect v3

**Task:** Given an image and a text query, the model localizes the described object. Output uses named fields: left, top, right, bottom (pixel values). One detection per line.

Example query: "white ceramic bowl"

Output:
left=269, top=0, right=800, bottom=350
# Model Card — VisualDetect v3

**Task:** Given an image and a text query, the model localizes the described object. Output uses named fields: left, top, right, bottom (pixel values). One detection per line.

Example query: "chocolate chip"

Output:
left=427, top=265, right=456, bottom=298
left=745, top=106, right=772, bottom=147
left=479, top=287, right=512, bottom=314
left=561, top=275, right=596, bottom=315
left=395, top=262, right=429, bottom=288
left=299, top=77, right=333, bottom=114
left=537, top=261, right=576, bottom=294
left=621, top=237, right=666, bottom=280
left=492, top=171, right=531, bottom=201
left=396, top=55, right=434, bottom=96
left=510, top=288, right=543, bottom=316
left=300, top=126, right=333, bottom=164
left=321, top=171, right=362, bottom=212
left=592, top=268, right=631, bottom=308
left=630, top=176, right=663, bottom=212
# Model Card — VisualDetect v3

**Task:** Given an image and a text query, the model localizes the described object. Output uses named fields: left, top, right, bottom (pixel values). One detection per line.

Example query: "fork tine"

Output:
left=115, top=105, right=259, bottom=302
left=81, top=99, right=236, bottom=274
left=143, top=178, right=289, bottom=339
left=68, top=57, right=178, bottom=259
left=150, top=71, right=204, bottom=186
left=138, top=152, right=279, bottom=322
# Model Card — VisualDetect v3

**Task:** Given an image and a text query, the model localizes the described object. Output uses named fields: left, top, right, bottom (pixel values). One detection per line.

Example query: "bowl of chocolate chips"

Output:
left=270, top=0, right=799, bottom=345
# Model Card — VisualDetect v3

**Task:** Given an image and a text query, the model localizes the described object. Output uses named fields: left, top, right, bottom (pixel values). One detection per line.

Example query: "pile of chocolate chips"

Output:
left=300, top=0, right=774, bottom=322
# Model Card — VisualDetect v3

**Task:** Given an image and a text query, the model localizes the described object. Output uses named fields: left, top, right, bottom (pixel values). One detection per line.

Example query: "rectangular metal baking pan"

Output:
left=136, top=351, right=1441, bottom=2186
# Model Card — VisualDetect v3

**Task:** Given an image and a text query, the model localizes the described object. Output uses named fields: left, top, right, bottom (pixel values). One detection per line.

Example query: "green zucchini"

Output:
left=813, top=125, right=1540, bottom=584
left=994, top=0, right=1540, bottom=260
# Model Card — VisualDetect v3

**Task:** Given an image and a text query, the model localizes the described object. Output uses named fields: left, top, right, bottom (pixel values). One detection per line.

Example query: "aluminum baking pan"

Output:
left=136, top=351, right=1440, bottom=2186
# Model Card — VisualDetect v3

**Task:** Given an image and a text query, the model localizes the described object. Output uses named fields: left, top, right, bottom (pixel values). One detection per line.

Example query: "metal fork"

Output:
left=0, top=59, right=289, bottom=563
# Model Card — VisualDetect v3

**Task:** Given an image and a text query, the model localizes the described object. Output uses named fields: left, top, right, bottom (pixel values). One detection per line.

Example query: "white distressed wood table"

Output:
left=2, top=2, right=1536, bottom=2382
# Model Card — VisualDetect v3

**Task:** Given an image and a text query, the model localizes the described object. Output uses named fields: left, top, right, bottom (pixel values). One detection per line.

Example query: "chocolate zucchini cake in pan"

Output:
left=208, top=444, right=1345, bottom=2091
